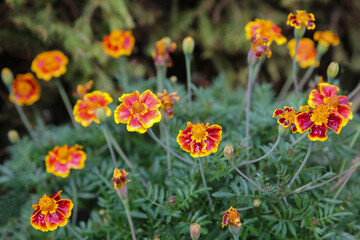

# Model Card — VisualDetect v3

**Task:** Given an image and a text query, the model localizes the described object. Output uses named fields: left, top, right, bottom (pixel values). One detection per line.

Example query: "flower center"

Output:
left=324, top=96, right=339, bottom=110
left=282, top=109, right=296, bottom=123
left=17, top=82, right=32, bottom=95
left=311, top=104, right=330, bottom=125
left=191, top=123, right=208, bottom=142
left=131, top=101, right=147, bottom=115
left=57, top=146, right=72, bottom=164
left=39, top=194, right=57, bottom=213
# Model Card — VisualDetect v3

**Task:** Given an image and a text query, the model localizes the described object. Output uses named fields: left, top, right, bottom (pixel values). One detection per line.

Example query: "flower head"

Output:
left=30, top=191, right=73, bottom=232
left=101, top=30, right=135, bottom=58
left=177, top=122, right=222, bottom=158
left=288, top=38, right=319, bottom=68
left=73, top=80, right=93, bottom=99
left=73, top=91, right=113, bottom=127
left=9, top=73, right=40, bottom=106
left=45, top=144, right=86, bottom=178
left=251, top=34, right=272, bottom=58
left=31, top=50, right=69, bottom=81
left=314, top=30, right=339, bottom=47
left=222, top=206, right=241, bottom=228
left=273, top=107, right=298, bottom=133
left=287, top=10, right=315, bottom=30
left=112, top=168, right=130, bottom=189
left=152, top=37, right=177, bottom=67
left=114, top=90, right=162, bottom=133
left=308, top=83, right=352, bottom=125
left=157, top=90, right=179, bottom=119
left=245, top=19, right=287, bottom=45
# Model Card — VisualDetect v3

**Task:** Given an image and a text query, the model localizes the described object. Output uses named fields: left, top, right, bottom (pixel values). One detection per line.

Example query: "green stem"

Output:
left=109, top=135, right=133, bottom=169
left=298, top=53, right=322, bottom=90
left=245, top=65, right=254, bottom=158
left=239, top=136, right=282, bottom=166
left=199, top=157, right=213, bottom=207
left=122, top=199, right=137, bottom=240
left=147, top=128, right=196, bottom=167
left=55, top=78, right=78, bottom=129
left=70, top=178, right=78, bottom=224
left=233, top=235, right=239, bottom=240
left=287, top=141, right=314, bottom=189
left=185, top=54, right=192, bottom=113
left=118, top=56, right=129, bottom=90
left=291, top=134, right=307, bottom=146
left=13, top=103, right=39, bottom=145
left=164, top=123, right=172, bottom=176
left=66, top=225, right=85, bottom=240
left=32, top=105, right=45, bottom=129
left=229, top=160, right=265, bottom=192
left=100, top=124, right=118, bottom=168
left=277, top=72, right=293, bottom=101
left=156, top=64, right=166, bottom=93
left=292, top=38, right=300, bottom=96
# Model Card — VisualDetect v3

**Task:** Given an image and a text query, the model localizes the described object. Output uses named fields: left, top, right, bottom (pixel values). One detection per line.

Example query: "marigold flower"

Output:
left=314, top=30, right=339, bottom=47
left=157, top=90, right=179, bottom=119
left=287, top=10, right=315, bottom=30
left=73, top=80, right=93, bottom=99
left=308, top=83, right=353, bottom=125
left=45, top=144, right=86, bottom=178
left=288, top=38, right=319, bottom=68
left=295, top=104, right=345, bottom=141
left=152, top=37, right=177, bottom=67
left=177, top=122, right=222, bottom=158
left=112, top=168, right=130, bottom=189
left=273, top=106, right=298, bottom=133
left=9, top=73, right=41, bottom=106
left=114, top=90, right=162, bottom=133
left=101, top=30, right=135, bottom=58
left=251, top=34, right=272, bottom=58
left=222, top=206, right=241, bottom=228
left=245, top=19, right=287, bottom=45
left=31, top=50, right=69, bottom=81
left=73, top=91, right=113, bottom=127
left=30, top=190, right=73, bottom=232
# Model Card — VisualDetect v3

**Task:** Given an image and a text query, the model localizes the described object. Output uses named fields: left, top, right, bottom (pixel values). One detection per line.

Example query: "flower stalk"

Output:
left=292, top=37, right=300, bottom=96
left=121, top=199, right=137, bottom=240
left=118, top=56, right=129, bottom=90
left=55, top=78, right=78, bottom=129
left=185, top=54, right=192, bottom=113
left=100, top=124, right=118, bottom=168
left=199, top=157, right=213, bottom=208
left=66, top=225, right=85, bottom=240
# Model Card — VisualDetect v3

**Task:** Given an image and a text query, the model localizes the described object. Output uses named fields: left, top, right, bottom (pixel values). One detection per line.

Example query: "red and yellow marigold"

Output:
left=287, top=10, right=315, bottom=30
left=30, top=191, right=73, bottom=232
left=45, top=144, right=86, bottom=178
left=157, top=90, right=179, bottom=119
left=152, top=37, right=177, bottom=67
left=222, top=206, right=241, bottom=228
left=114, top=90, right=162, bottom=133
left=245, top=19, right=287, bottom=45
left=308, top=83, right=352, bottom=125
left=101, top=30, right=135, bottom=58
left=73, top=80, right=93, bottom=99
left=177, top=122, right=222, bottom=158
left=9, top=73, right=40, bottom=106
left=288, top=38, right=319, bottom=68
left=251, top=34, right=272, bottom=58
left=313, top=30, right=339, bottom=47
left=31, top=50, right=69, bottom=81
left=73, top=91, right=113, bottom=127
left=273, top=106, right=298, bottom=133
left=112, top=168, right=130, bottom=189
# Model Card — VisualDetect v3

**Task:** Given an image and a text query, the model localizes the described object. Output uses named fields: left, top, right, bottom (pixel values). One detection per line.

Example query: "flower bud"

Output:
left=190, top=223, right=201, bottom=240
left=224, top=144, right=234, bottom=160
left=95, top=108, right=107, bottom=123
left=8, top=129, right=19, bottom=144
left=278, top=124, right=291, bottom=137
left=228, top=224, right=241, bottom=238
left=1, top=68, right=14, bottom=85
left=183, top=36, right=195, bottom=55
left=253, top=199, right=261, bottom=207
left=153, top=233, right=160, bottom=240
left=169, top=197, right=175, bottom=204
left=170, top=75, right=177, bottom=84
left=327, top=62, right=339, bottom=79
left=294, top=26, right=306, bottom=39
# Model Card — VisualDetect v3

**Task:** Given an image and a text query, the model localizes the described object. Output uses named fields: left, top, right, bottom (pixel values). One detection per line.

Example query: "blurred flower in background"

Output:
left=101, top=30, right=135, bottom=58
left=31, top=50, right=69, bottom=81
left=288, top=38, right=319, bottom=68
left=9, top=73, right=41, bottom=106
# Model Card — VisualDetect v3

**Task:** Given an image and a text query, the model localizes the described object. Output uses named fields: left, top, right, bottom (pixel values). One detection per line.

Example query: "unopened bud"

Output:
left=153, top=233, right=160, bottom=240
left=170, top=76, right=177, bottom=84
left=163, top=37, right=172, bottom=48
left=169, top=197, right=175, bottom=204
left=327, top=62, right=339, bottom=79
left=253, top=199, right=261, bottom=207
left=278, top=124, right=291, bottom=137
left=8, top=130, right=19, bottom=144
left=190, top=223, right=201, bottom=240
left=183, top=36, right=195, bottom=55
left=1, top=68, right=14, bottom=85
left=99, top=209, right=105, bottom=215
left=95, top=108, right=107, bottom=122
left=224, top=144, right=234, bottom=160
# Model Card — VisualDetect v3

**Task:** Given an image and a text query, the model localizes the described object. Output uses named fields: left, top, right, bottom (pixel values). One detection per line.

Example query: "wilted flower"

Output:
left=288, top=38, right=319, bottom=68
left=314, top=30, right=339, bottom=47
left=224, top=144, right=234, bottom=160
left=177, top=122, right=222, bottom=158
left=31, top=50, right=69, bottom=81
left=112, top=168, right=130, bottom=200
left=273, top=106, right=298, bottom=133
left=114, top=90, right=162, bottom=133
left=30, top=191, right=73, bottom=232
left=101, top=30, right=135, bottom=58
left=73, top=80, right=93, bottom=99
left=45, top=144, right=86, bottom=178
left=245, top=19, right=287, bottom=45
left=222, top=206, right=241, bottom=228
left=9, top=73, right=40, bottom=106
left=157, top=90, right=179, bottom=119
left=250, top=34, right=272, bottom=58
left=287, top=10, right=315, bottom=30
left=73, top=91, right=113, bottom=127
left=152, top=37, right=177, bottom=67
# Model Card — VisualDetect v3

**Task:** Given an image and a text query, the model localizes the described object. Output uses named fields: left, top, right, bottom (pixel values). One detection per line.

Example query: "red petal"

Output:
left=49, top=191, right=62, bottom=201
left=308, top=89, right=325, bottom=107
left=278, top=118, right=290, bottom=126
left=139, top=90, right=161, bottom=110
left=319, top=83, right=339, bottom=98
left=309, top=124, right=328, bottom=141
left=273, top=109, right=283, bottom=117
left=291, top=124, right=297, bottom=133
left=30, top=211, right=48, bottom=232
left=127, top=116, right=147, bottom=133
left=204, top=136, right=219, bottom=153
left=222, top=215, right=229, bottom=228
left=177, top=133, right=192, bottom=152
left=337, top=104, right=353, bottom=125
left=114, top=104, right=131, bottom=124
left=45, top=211, right=67, bottom=231
left=327, top=113, right=344, bottom=134
left=295, top=112, right=314, bottom=133
left=190, top=140, right=207, bottom=158
left=119, top=91, right=139, bottom=107
left=139, top=109, right=161, bottom=128
left=56, top=199, right=74, bottom=218
left=338, top=96, right=351, bottom=106
left=206, top=124, right=222, bottom=142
